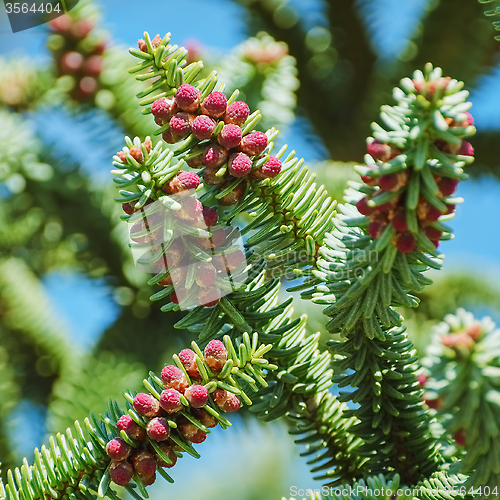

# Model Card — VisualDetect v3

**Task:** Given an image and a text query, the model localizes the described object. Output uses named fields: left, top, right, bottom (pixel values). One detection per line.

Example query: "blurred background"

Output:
left=0, top=0, right=500, bottom=498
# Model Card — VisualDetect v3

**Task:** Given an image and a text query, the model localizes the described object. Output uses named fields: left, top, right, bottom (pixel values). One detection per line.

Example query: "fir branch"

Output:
left=119, top=33, right=336, bottom=293
left=251, top=311, right=363, bottom=485
left=422, top=309, right=500, bottom=492
left=0, top=333, right=276, bottom=500
left=303, top=64, right=475, bottom=483
left=112, top=131, right=358, bottom=485
left=0, top=417, right=109, bottom=500
left=480, top=0, right=500, bottom=40
left=112, top=33, right=360, bottom=483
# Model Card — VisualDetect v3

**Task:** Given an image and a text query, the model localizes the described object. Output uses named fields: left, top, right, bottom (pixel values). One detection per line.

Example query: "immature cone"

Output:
left=185, top=384, right=209, bottom=408
left=441, top=332, right=474, bottom=351
left=178, top=348, right=201, bottom=379
left=224, top=250, right=246, bottom=272
left=454, top=429, right=466, bottom=447
left=143, top=138, right=152, bottom=153
left=202, top=206, right=218, bottom=226
left=110, top=460, right=134, bottom=486
left=122, top=202, right=135, bottom=215
left=367, top=139, right=400, bottom=162
left=228, top=153, right=252, bottom=177
left=160, top=388, right=183, bottom=413
left=178, top=418, right=207, bottom=443
left=61, top=51, right=84, bottom=72
left=151, top=97, right=177, bottom=125
left=195, top=262, right=217, bottom=287
left=225, top=101, right=250, bottom=125
left=176, top=198, right=203, bottom=223
left=192, top=115, right=216, bottom=140
left=175, top=84, right=201, bottom=112
left=131, top=450, right=157, bottom=478
left=158, top=266, right=188, bottom=287
left=212, top=388, right=228, bottom=407
left=436, top=176, right=459, bottom=197
left=251, top=156, right=281, bottom=180
left=146, top=417, right=170, bottom=441
left=204, top=340, right=228, bottom=372
left=79, top=77, right=98, bottom=96
left=240, top=131, right=268, bottom=156
left=221, top=394, right=241, bottom=412
left=203, top=145, right=228, bottom=168
left=192, top=408, right=218, bottom=428
left=201, top=91, right=227, bottom=118
left=356, top=197, right=374, bottom=216
left=170, top=291, right=180, bottom=304
left=218, top=181, right=245, bottom=206
left=84, top=55, right=103, bottom=75
left=393, top=232, right=416, bottom=253
left=117, top=151, right=127, bottom=163
left=203, top=167, right=227, bottom=185
left=218, top=124, right=242, bottom=149
left=169, top=112, right=194, bottom=139
left=165, top=241, right=184, bottom=268
left=417, top=199, right=442, bottom=222
left=133, top=393, right=161, bottom=417
left=163, top=171, right=200, bottom=196
left=198, top=287, right=221, bottom=307
left=129, top=146, right=144, bottom=163
left=458, top=141, right=474, bottom=156
left=390, top=208, right=408, bottom=232
left=467, top=322, right=483, bottom=341
left=161, top=365, right=188, bottom=393
left=116, top=415, right=146, bottom=441
left=368, top=219, right=386, bottom=239
left=157, top=442, right=178, bottom=468
left=106, top=438, right=132, bottom=461
left=425, top=226, right=443, bottom=246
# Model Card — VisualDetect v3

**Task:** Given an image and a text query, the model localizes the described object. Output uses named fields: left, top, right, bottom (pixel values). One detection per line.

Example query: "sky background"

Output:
left=1, top=0, right=500, bottom=496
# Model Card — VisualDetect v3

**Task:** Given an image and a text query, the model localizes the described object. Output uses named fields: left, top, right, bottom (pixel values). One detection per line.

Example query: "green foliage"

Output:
left=423, top=309, right=500, bottom=490
left=479, top=0, right=500, bottom=41
left=1, top=2, right=499, bottom=499
left=46, top=353, right=146, bottom=433
left=216, top=32, right=299, bottom=131
left=0, top=59, right=54, bottom=111
left=302, top=64, right=475, bottom=483
left=0, top=258, right=70, bottom=370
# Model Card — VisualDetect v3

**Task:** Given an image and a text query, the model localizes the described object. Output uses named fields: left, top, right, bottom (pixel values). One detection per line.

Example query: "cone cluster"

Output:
left=147, top=77, right=282, bottom=206
left=49, top=13, right=106, bottom=101
left=356, top=94, right=474, bottom=254
left=107, top=340, right=241, bottom=487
